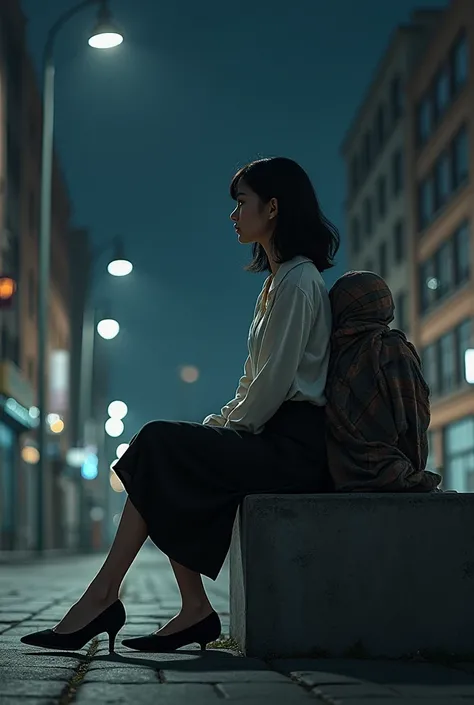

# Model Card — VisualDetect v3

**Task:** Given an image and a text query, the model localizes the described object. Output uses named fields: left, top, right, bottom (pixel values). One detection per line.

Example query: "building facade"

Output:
left=406, top=0, right=474, bottom=489
left=0, top=0, right=78, bottom=549
left=341, top=10, right=442, bottom=336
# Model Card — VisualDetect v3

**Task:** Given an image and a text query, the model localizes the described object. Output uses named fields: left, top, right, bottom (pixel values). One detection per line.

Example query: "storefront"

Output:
left=0, top=361, right=36, bottom=550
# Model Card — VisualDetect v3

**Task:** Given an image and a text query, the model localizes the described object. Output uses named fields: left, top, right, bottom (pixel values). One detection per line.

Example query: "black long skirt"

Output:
left=113, top=400, right=329, bottom=580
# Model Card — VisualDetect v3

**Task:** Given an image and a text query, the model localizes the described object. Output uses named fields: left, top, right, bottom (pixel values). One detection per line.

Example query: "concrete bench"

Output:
left=229, top=493, right=474, bottom=659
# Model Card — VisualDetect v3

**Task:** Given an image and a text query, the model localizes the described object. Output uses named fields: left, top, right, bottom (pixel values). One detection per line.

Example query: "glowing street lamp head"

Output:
left=108, top=400, right=128, bottom=419
left=88, top=3, right=123, bottom=49
left=97, top=318, right=120, bottom=340
left=105, top=417, right=124, bottom=438
left=108, top=259, right=133, bottom=277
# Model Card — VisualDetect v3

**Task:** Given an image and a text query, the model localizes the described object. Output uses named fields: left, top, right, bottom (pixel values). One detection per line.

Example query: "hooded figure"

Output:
left=325, top=271, right=441, bottom=492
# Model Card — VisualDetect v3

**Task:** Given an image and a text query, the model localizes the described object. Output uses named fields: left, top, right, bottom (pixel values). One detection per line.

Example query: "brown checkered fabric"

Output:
left=325, top=271, right=441, bottom=492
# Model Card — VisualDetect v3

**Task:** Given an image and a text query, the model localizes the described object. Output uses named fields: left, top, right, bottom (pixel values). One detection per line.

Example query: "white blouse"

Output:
left=202, top=255, right=332, bottom=434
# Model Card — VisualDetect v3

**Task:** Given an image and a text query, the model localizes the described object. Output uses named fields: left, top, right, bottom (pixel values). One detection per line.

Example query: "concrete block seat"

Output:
left=229, top=492, right=474, bottom=659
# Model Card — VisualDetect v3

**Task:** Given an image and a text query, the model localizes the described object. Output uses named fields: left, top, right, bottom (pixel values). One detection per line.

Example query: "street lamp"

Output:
left=97, top=318, right=120, bottom=340
left=36, top=0, right=124, bottom=553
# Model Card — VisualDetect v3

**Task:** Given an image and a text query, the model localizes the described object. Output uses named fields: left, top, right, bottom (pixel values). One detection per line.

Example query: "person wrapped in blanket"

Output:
left=325, top=270, right=441, bottom=493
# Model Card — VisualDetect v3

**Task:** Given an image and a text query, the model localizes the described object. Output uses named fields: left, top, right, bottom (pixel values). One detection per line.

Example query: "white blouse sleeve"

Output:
left=202, top=356, right=253, bottom=427
left=224, top=281, right=316, bottom=434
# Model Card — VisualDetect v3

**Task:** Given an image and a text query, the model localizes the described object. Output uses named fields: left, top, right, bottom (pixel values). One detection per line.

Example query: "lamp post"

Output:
left=77, top=237, right=132, bottom=550
left=36, top=0, right=123, bottom=553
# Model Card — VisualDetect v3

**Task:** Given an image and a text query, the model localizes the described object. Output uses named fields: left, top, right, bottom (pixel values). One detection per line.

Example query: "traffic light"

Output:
left=0, top=276, right=16, bottom=309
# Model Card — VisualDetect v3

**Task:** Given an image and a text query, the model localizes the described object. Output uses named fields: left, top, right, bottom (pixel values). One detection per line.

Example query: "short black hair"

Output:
left=230, top=157, right=339, bottom=273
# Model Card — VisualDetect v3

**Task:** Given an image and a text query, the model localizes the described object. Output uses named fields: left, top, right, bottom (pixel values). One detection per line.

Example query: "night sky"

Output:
left=21, top=0, right=447, bottom=439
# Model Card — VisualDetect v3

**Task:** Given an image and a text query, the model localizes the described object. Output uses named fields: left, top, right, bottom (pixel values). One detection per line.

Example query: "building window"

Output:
left=390, top=74, right=403, bottom=123
left=452, top=124, right=469, bottom=190
left=28, top=269, right=35, bottom=319
left=378, top=241, right=387, bottom=278
left=363, top=131, right=372, bottom=173
left=363, top=197, right=373, bottom=238
left=419, top=220, right=470, bottom=315
left=391, top=149, right=403, bottom=196
left=419, top=257, right=438, bottom=314
left=375, top=105, right=386, bottom=153
left=439, top=331, right=456, bottom=395
left=443, top=416, right=474, bottom=492
left=457, top=319, right=472, bottom=386
left=427, top=430, right=437, bottom=472
left=376, top=175, right=387, bottom=218
left=435, top=239, right=454, bottom=299
left=417, top=96, right=432, bottom=146
left=394, top=291, right=407, bottom=331
left=451, top=31, right=468, bottom=95
left=422, top=343, right=438, bottom=397
left=416, top=32, right=468, bottom=150
left=418, top=176, right=434, bottom=230
left=454, top=221, right=470, bottom=285
left=418, top=127, right=469, bottom=231
left=351, top=217, right=361, bottom=255
left=433, top=63, right=451, bottom=121
left=434, top=150, right=452, bottom=210
left=393, top=219, right=405, bottom=264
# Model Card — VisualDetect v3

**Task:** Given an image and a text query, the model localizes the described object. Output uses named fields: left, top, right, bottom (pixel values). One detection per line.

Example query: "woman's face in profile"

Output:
left=230, top=179, right=275, bottom=246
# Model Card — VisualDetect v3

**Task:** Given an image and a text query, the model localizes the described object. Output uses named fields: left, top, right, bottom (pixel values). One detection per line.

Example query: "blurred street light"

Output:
left=116, top=443, right=129, bottom=458
left=179, top=365, right=199, bottom=384
left=108, top=260, right=133, bottom=277
left=97, top=318, right=120, bottom=340
left=22, top=446, right=40, bottom=465
left=37, top=0, right=124, bottom=553
left=110, top=470, right=125, bottom=492
left=105, top=417, right=124, bottom=437
left=108, top=400, right=128, bottom=419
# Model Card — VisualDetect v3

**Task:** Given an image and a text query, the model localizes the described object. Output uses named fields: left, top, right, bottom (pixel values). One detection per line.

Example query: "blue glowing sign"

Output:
left=81, top=453, right=98, bottom=480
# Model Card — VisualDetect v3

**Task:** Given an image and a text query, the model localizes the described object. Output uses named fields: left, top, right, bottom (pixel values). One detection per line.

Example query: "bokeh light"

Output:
left=105, top=418, right=124, bottom=437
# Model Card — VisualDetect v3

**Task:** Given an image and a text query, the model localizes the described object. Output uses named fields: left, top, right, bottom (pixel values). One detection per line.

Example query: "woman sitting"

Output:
left=325, top=270, right=441, bottom=493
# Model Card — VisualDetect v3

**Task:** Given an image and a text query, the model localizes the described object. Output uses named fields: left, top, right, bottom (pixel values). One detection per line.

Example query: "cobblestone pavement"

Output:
left=1, top=546, right=474, bottom=703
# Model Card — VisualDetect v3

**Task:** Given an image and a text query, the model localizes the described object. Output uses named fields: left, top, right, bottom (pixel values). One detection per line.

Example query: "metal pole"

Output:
left=36, top=55, right=55, bottom=554
left=78, top=304, right=95, bottom=549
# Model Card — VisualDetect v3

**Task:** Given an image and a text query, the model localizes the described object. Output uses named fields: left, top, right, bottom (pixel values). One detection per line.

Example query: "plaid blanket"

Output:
left=325, top=271, right=441, bottom=492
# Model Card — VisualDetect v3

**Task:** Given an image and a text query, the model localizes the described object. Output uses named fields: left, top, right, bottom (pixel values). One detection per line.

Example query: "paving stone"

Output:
left=393, top=684, right=474, bottom=697
left=312, top=682, right=399, bottom=698
left=272, top=657, right=474, bottom=686
left=279, top=669, right=361, bottom=687
left=0, top=679, right=64, bottom=697
left=75, top=682, right=222, bottom=704
left=0, top=613, right=32, bottom=622
left=337, top=701, right=466, bottom=705
left=84, top=667, right=159, bottom=683
left=216, top=682, right=315, bottom=700
left=0, top=666, right=73, bottom=681
left=0, top=699, right=53, bottom=705
left=161, top=662, right=289, bottom=684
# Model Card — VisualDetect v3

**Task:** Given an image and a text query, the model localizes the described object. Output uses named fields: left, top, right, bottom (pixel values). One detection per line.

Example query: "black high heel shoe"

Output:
left=20, top=599, right=126, bottom=653
left=121, top=610, right=221, bottom=652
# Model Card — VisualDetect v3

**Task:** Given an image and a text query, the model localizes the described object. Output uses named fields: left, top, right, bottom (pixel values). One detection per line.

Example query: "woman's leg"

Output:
left=55, top=498, right=147, bottom=633
left=152, top=559, right=214, bottom=636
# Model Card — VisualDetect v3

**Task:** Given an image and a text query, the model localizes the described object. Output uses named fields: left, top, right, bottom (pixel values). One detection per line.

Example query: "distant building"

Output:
left=341, top=9, right=442, bottom=336
left=341, top=0, right=474, bottom=490
left=0, top=0, right=78, bottom=549
left=406, top=0, right=473, bottom=489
